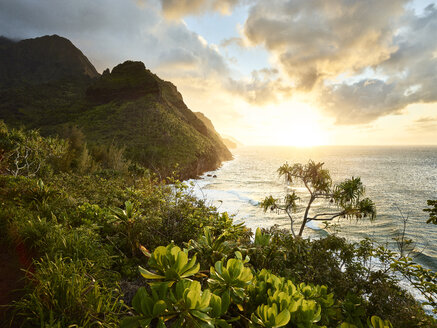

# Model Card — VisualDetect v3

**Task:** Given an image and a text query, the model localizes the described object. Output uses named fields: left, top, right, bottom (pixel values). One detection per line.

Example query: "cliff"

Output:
left=0, top=35, right=232, bottom=178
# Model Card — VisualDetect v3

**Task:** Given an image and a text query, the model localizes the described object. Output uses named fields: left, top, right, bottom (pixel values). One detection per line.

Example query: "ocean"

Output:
left=188, top=146, right=437, bottom=271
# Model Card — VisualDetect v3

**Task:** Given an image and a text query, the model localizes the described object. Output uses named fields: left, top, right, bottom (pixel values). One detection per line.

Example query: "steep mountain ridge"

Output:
left=0, top=34, right=98, bottom=84
left=194, top=112, right=238, bottom=149
left=0, top=35, right=231, bottom=178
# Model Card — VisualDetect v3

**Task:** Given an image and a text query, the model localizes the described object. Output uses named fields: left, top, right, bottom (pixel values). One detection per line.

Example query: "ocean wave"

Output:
left=227, top=190, right=259, bottom=206
left=306, top=220, right=322, bottom=231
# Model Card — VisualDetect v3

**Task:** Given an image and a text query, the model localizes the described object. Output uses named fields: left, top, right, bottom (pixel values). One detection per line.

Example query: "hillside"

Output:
left=0, top=34, right=98, bottom=84
left=0, top=35, right=232, bottom=178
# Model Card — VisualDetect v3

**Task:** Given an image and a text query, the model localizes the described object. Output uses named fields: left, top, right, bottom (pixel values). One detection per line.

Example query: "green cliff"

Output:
left=0, top=35, right=232, bottom=178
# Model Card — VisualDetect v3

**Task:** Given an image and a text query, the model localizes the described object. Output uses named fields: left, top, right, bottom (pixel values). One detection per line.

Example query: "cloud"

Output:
left=227, top=68, right=291, bottom=105
left=319, top=4, right=437, bottom=124
left=158, top=0, right=241, bottom=20
left=2, top=0, right=436, bottom=128
left=240, top=0, right=437, bottom=124
left=243, top=0, right=407, bottom=90
left=0, top=0, right=289, bottom=112
left=318, top=79, right=407, bottom=124
left=0, top=0, right=231, bottom=77
left=408, top=116, right=437, bottom=131
left=220, top=37, right=245, bottom=48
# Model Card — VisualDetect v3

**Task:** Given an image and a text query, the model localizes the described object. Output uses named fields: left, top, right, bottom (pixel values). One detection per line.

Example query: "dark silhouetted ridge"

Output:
left=0, top=34, right=98, bottom=84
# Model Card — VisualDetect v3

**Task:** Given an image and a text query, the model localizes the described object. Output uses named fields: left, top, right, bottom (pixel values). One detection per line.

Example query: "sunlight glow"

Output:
left=242, top=101, right=330, bottom=147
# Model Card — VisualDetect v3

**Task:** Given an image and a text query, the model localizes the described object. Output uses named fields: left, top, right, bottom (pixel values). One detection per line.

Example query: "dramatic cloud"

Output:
left=158, top=0, right=241, bottom=20
left=318, top=79, right=408, bottom=124
left=243, top=0, right=407, bottom=90
left=241, top=0, right=437, bottom=124
left=319, top=4, right=437, bottom=124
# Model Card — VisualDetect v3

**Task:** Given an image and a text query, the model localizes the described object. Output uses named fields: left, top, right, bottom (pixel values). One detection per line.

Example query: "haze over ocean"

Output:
left=190, top=146, right=437, bottom=271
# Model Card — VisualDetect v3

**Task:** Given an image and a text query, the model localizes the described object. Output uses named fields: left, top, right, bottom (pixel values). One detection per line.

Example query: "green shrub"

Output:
left=124, top=242, right=394, bottom=328
left=13, top=256, right=125, bottom=327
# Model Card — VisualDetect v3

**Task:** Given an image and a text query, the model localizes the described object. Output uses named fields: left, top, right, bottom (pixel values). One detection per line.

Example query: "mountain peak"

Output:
left=86, top=60, right=161, bottom=103
left=0, top=34, right=99, bottom=84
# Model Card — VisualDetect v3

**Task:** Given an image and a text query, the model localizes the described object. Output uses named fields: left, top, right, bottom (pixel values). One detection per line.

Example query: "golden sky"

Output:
left=1, top=0, right=436, bottom=146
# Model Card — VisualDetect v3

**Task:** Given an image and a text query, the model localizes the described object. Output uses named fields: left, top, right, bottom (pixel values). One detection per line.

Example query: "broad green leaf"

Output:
left=139, top=266, right=165, bottom=280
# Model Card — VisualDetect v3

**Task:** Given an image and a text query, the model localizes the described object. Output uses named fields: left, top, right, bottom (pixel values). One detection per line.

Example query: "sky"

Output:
left=1, top=0, right=437, bottom=146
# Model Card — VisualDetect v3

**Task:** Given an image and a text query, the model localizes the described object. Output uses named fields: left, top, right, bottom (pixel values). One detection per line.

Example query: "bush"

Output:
left=13, top=256, right=124, bottom=327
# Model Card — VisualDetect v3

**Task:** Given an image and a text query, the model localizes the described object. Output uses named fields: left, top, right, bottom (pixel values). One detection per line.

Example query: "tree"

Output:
left=261, top=160, right=376, bottom=237
left=0, top=122, right=68, bottom=177
left=424, top=200, right=437, bottom=224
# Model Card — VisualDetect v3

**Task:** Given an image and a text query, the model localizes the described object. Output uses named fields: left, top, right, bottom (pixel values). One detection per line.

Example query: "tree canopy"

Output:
left=261, top=160, right=376, bottom=237
left=424, top=200, right=437, bottom=224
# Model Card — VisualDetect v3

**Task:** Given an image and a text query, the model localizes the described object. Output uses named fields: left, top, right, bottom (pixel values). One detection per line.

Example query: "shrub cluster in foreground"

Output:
left=0, top=123, right=436, bottom=327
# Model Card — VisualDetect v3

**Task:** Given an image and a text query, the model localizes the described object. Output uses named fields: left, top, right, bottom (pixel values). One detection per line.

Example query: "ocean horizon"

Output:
left=189, top=145, right=437, bottom=271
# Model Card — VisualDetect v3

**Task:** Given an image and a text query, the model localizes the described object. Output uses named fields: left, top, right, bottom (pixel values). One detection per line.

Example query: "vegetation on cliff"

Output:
left=0, top=35, right=232, bottom=179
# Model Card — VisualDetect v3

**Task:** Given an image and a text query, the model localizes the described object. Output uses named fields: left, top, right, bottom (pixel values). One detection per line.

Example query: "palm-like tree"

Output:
left=261, top=160, right=376, bottom=237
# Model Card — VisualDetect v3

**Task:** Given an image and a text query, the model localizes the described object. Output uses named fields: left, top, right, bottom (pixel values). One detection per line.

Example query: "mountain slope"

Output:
left=194, top=112, right=238, bottom=149
left=0, top=35, right=231, bottom=178
left=0, top=35, right=98, bottom=84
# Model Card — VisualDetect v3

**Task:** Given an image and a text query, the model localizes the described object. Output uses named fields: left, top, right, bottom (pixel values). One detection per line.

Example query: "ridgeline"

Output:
left=0, top=35, right=232, bottom=179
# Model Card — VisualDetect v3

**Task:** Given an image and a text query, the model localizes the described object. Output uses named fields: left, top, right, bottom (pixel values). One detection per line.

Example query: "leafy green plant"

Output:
left=0, top=124, right=68, bottom=178
left=247, top=269, right=337, bottom=328
left=110, top=200, right=140, bottom=224
left=339, top=316, right=393, bottom=328
left=208, top=256, right=253, bottom=304
left=390, top=256, right=437, bottom=313
left=367, top=316, right=393, bottom=328
left=186, top=227, right=234, bottom=269
left=243, top=228, right=286, bottom=272
left=139, top=244, right=200, bottom=286
left=122, top=279, right=233, bottom=328
left=254, top=227, right=271, bottom=247
left=121, top=284, right=168, bottom=328
left=110, top=200, right=143, bottom=256
left=250, top=303, right=290, bottom=328
left=28, top=179, right=57, bottom=206
left=168, top=280, right=214, bottom=327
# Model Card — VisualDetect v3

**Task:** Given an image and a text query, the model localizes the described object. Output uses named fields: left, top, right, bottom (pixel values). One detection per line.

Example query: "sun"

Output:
left=261, top=101, right=330, bottom=147
left=269, top=121, right=327, bottom=147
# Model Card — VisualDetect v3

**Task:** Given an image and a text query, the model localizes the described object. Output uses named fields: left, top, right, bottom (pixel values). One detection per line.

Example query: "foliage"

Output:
left=125, top=242, right=397, bottom=328
left=390, top=257, right=437, bottom=313
left=186, top=227, right=236, bottom=269
left=367, top=316, right=393, bottom=328
left=110, top=200, right=143, bottom=256
left=138, top=244, right=200, bottom=286
left=261, top=160, right=376, bottom=237
left=12, top=256, right=124, bottom=327
left=243, top=226, right=436, bottom=328
left=0, top=127, right=435, bottom=327
left=0, top=122, right=68, bottom=177
left=424, top=200, right=437, bottom=224
left=208, top=254, right=253, bottom=304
